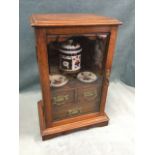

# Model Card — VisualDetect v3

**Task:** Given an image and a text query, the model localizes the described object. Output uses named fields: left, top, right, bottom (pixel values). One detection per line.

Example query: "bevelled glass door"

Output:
left=47, top=33, right=110, bottom=121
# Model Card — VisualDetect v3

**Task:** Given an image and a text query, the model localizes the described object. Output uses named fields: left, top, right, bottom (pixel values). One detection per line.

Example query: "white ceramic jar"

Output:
left=59, top=40, right=82, bottom=73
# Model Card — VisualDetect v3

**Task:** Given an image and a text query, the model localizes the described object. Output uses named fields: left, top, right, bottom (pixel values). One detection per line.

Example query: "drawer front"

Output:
left=78, top=86, right=101, bottom=103
left=53, top=103, right=80, bottom=121
left=53, top=102, right=99, bottom=121
left=52, top=89, right=75, bottom=106
left=76, top=86, right=101, bottom=116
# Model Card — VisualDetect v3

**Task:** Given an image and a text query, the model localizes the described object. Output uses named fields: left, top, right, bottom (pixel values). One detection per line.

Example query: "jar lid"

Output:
left=60, top=39, right=81, bottom=51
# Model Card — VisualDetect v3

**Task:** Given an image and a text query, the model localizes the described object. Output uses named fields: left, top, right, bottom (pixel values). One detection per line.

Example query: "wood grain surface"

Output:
left=30, top=14, right=122, bottom=27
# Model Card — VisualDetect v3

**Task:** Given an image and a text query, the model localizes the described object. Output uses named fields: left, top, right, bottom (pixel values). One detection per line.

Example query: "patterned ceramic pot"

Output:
left=59, top=40, right=82, bottom=73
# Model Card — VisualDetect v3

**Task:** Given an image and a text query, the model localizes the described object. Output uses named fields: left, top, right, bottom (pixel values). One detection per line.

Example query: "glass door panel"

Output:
left=47, top=33, right=110, bottom=121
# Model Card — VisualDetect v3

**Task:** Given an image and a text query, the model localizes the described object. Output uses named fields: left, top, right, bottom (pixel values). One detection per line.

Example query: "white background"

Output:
left=0, top=0, right=155, bottom=155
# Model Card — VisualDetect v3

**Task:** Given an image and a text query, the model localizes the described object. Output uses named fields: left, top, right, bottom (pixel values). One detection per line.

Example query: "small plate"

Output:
left=49, top=74, right=69, bottom=87
left=77, top=71, right=97, bottom=83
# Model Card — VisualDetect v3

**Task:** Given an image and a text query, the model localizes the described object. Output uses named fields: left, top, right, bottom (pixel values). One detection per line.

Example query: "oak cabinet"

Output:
left=30, top=14, right=122, bottom=140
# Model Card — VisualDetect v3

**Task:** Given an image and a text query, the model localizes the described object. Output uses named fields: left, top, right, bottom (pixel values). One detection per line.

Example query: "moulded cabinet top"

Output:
left=30, top=14, right=122, bottom=27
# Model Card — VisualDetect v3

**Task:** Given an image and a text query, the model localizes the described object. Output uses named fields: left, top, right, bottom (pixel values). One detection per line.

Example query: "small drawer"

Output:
left=53, top=101, right=100, bottom=121
left=78, top=86, right=101, bottom=103
left=53, top=103, right=81, bottom=121
left=52, top=89, right=75, bottom=106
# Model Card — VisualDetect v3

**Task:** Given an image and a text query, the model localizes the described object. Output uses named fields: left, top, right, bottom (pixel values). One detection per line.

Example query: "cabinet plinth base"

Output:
left=38, top=101, right=109, bottom=140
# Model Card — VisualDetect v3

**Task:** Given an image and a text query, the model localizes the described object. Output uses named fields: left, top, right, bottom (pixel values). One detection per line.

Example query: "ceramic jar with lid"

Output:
left=59, top=39, right=82, bottom=73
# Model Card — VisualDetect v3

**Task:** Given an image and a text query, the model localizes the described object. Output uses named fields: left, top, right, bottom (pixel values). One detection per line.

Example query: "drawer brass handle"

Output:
left=67, top=108, right=81, bottom=116
left=53, top=95, right=69, bottom=106
left=84, top=90, right=97, bottom=99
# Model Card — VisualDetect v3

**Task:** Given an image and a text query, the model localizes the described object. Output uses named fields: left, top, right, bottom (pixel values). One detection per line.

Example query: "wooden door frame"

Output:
left=35, top=25, right=119, bottom=128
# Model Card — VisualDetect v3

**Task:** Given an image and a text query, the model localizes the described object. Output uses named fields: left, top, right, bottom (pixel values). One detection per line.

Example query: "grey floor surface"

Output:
left=19, top=80, right=134, bottom=155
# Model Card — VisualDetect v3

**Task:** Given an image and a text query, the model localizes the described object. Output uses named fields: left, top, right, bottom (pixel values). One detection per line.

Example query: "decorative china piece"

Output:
left=77, top=71, right=97, bottom=83
left=49, top=74, right=69, bottom=87
left=59, top=39, right=82, bottom=73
